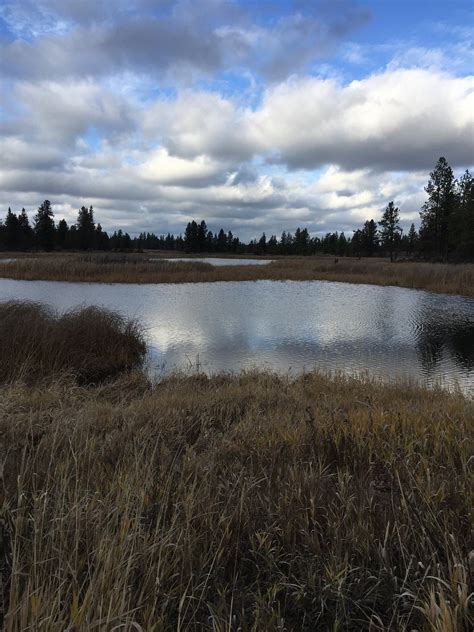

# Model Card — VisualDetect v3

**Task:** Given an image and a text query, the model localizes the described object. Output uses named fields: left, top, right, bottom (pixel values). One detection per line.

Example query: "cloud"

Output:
left=141, top=69, right=474, bottom=172
left=142, top=91, right=253, bottom=162
left=250, top=69, right=474, bottom=171
left=138, top=149, right=226, bottom=187
left=0, top=1, right=472, bottom=240
left=0, top=0, right=370, bottom=82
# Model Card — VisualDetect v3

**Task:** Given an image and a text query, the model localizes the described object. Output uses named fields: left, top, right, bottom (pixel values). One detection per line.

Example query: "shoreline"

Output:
left=0, top=253, right=473, bottom=296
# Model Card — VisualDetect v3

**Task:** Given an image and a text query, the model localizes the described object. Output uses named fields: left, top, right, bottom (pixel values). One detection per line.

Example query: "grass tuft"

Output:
left=0, top=300, right=146, bottom=384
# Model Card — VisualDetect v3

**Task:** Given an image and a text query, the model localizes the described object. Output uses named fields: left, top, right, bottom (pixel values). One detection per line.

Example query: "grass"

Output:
left=0, top=303, right=472, bottom=630
left=0, top=253, right=473, bottom=296
left=0, top=301, right=146, bottom=383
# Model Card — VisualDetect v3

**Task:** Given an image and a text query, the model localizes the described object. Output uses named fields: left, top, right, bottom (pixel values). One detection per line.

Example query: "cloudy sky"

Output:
left=0, top=0, right=473, bottom=239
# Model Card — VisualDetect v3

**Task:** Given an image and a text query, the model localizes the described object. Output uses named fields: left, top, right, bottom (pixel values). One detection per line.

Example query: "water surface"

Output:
left=161, top=257, right=272, bottom=266
left=0, top=279, right=472, bottom=394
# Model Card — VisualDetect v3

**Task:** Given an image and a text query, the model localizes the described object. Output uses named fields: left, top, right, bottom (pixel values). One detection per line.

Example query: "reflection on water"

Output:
left=161, top=257, right=273, bottom=266
left=0, top=279, right=472, bottom=394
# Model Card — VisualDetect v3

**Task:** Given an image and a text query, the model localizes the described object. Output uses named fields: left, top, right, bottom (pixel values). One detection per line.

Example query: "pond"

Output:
left=160, top=257, right=273, bottom=266
left=0, top=278, right=473, bottom=394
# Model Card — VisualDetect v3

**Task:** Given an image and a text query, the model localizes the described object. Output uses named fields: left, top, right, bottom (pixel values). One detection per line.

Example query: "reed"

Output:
left=0, top=301, right=146, bottom=383
left=0, top=253, right=473, bottom=296
left=0, top=368, right=472, bottom=630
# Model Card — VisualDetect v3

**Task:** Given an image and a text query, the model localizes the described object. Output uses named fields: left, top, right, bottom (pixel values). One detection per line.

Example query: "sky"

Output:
left=0, top=0, right=473, bottom=239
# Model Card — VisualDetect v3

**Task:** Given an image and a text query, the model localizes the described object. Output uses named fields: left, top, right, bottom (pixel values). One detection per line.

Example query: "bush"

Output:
left=0, top=301, right=146, bottom=383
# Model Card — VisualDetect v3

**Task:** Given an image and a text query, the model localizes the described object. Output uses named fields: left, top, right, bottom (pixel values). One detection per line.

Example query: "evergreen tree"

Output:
left=5, top=208, right=20, bottom=250
left=379, top=201, right=401, bottom=262
left=294, top=227, right=309, bottom=255
left=361, top=220, right=378, bottom=256
left=184, top=221, right=199, bottom=252
left=257, top=232, right=267, bottom=254
left=197, top=220, right=208, bottom=252
left=267, top=235, right=278, bottom=253
left=407, top=223, right=418, bottom=256
left=34, top=200, right=56, bottom=251
left=57, top=219, right=69, bottom=249
left=18, top=208, right=33, bottom=250
left=95, top=223, right=110, bottom=250
left=419, top=157, right=456, bottom=260
left=77, top=205, right=96, bottom=250
left=217, top=228, right=227, bottom=252
left=453, top=170, right=474, bottom=260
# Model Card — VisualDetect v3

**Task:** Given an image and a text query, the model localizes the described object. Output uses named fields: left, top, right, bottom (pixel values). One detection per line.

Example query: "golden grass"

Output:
left=0, top=369, right=472, bottom=630
left=0, top=301, right=146, bottom=383
left=0, top=253, right=473, bottom=296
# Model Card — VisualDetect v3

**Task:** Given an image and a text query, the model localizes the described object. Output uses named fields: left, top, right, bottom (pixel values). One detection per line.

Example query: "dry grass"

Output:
left=0, top=253, right=473, bottom=296
left=0, top=369, right=472, bottom=631
left=0, top=301, right=146, bottom=383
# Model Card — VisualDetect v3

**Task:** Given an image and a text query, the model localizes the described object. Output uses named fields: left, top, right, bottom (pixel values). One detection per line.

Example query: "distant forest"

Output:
left=1, top=158, right=473, bottom=261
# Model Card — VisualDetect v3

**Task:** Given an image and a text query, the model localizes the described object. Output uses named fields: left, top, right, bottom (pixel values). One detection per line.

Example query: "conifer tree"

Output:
left=57, top=219, right=69, bottom=249
left=379, top=201, right=401, bottom=262
left=34, top=200, right=56, bottom=251
left=77, top=205, right=96, bottom=250
left=18, top=208, right=33, bottom=250
left=5, top=208, right=20, bottom=250
left=361, top=219, right=378, bottom=256
left=453, top=170, right=474, bottom=260
left=419, top=157, right=456, bottom=260
left=407, top=223, right=418, bottom=256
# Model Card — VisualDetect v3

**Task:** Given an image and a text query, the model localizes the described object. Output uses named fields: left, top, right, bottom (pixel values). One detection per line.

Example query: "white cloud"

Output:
left=249, top=69, right=474, bottom=170
left=0, top=2, right=473, bottom=240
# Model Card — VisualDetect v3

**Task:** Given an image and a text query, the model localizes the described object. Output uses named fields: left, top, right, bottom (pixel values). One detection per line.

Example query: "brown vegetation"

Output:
left=0, top=303, right=472, bottom=629
left=0, top=373, right=472, bottom=629
left=0, top=301, right=146, bottom=383
left=0, top=253, right=473, bottom=296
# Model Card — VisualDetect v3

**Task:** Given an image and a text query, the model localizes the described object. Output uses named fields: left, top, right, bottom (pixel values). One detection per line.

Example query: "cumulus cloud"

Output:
left=140, top=69, right=474, bottom=172
left=250, top=69, right=474, bottom=171
left=0, top=0, right=473, bottom=239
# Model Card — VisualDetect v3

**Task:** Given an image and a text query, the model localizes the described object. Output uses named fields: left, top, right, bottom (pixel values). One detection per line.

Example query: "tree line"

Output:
left=1, top=158, right=473, bottom=260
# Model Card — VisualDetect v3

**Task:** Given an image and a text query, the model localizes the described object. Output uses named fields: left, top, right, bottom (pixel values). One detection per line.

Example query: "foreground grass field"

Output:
left=0, top=304, right=472, bottom=630
left=0, top=253, right=473, bottom=296
left=1, top=372, right=473, bottom=631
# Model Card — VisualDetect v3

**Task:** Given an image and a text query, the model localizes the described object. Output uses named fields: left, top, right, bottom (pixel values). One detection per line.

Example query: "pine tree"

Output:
left=217, top=228, right=227, bottom=252
left=361, top=219, right=378, bottom=257
left=407, top=223, right=418, bottom=256
left=379, top=201, right=401, bottom=262
left=184, top=221, right=198, bottom=252
left=453, top=170, right=474, bottom=260
left=257, top=232, right=267, bottom=254
left=34, top=200, right=56, bottom=251
left=77, top=205, right=96, bottom=250
left=338, top=232, right=347, bottom=256
left=18, top=208, right=33, bottom=250
left=95, top=223, right=109, bottom=251
left=197, top=221, right=208, bottom=252
left=57, top=219, right=69, bottom=249
left=419, top=157, right=456, bottom=260
left=5, top=208, right=20, bottom=250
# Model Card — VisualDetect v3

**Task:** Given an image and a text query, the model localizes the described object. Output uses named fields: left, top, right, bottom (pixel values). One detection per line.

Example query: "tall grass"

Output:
left=0, top=301, right=146, bottom=383
left=0, top=253, right=472, bottom=296
left=0, top=369, right=472, bottom=630
left=0, top=303, right=472, bottom=629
